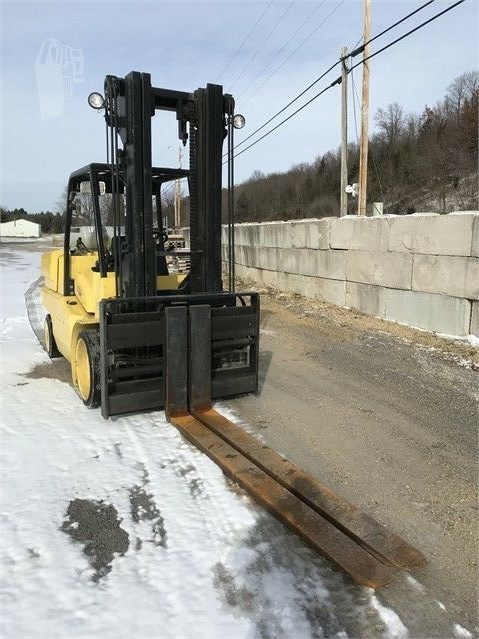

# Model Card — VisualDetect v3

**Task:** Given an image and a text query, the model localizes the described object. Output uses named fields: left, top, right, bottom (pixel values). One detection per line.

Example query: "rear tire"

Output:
left=74, top=330, right=101, bottom=408
left=44, top=315, right=61, bottom=358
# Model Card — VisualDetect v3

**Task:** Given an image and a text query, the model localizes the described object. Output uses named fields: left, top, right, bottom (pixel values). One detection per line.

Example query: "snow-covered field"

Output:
left=0, top=244, right=452, bottom=639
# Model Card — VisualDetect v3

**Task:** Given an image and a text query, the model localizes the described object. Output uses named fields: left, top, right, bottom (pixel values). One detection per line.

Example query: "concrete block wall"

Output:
left=217, top=213, right=479, bottom=337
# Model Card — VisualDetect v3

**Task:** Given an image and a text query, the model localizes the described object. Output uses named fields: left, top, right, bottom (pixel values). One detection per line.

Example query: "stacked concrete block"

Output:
left=290, top=218, right=332, bottom=250
left=330, top=216, right=390, bottom=251
left=277, top=248, right=346, bottom=280
left=412, top=254, right=479, bottom=300
left=472, top=214, right=479, bottom=258
left=346, top=282, right=386, bottom=317
left=346, top=250, right=413, bottom=290
left=236, top=221, right=292, bottom=249
left=388, top=212, right=476, bottom=255
left=219, top=211, right=479, bottom=336
left=232, top=262, right=346, bottom=307
left=383, top=289, right=471, bottom=335
left=470, top=302, right=479, bottom=337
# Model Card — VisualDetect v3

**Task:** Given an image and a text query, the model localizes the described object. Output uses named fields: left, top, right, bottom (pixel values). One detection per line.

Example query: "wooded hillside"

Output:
left=225, top=70, right=478, bottom=222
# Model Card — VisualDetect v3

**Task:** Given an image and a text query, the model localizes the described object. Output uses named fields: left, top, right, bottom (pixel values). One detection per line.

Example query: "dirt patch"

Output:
left=23, top=360, right=72, bottom=385
left=129, top=485, right=167, bottom=547
left=128, top=462, right=168, bottom=547
left=61, top=498, right=129, bottom=582
left=212, top=562, right=256, bottom=612
left=172, top=462, right=205, bottom=498
left=239, top=277, right=479, bottom=367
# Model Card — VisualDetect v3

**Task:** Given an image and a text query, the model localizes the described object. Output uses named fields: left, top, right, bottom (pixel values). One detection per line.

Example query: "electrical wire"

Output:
left=216, top=0, right=275, bottom=82
left=230, top=0, right=467, bottom=161
left=236, top=0, right=328, bottom=100
left=351, top=0, right=437, bottom=58
left=241, top=0, right=346, bottom=107
left=162, top=178, right=188, bottom=199
left=228, top=60, right=341, bottom=155
left=233, top=80, right=338, bottom=160
left=349, top=0, right=466, bottom=74
left=233, top=0, right=445, bottom=154
left=228, top=0, right=296, bottom=91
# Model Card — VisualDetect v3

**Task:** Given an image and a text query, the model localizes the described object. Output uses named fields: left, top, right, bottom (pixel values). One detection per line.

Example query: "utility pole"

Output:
left=174, top=146, right=182, bottom=229
left=358, top=0, right=371, bottom=216
left=340, top=46, right=349, bottom=217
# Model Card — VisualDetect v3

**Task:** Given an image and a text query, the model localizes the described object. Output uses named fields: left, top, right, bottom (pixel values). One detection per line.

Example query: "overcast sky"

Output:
left=1, top=0, right=477, bottom=212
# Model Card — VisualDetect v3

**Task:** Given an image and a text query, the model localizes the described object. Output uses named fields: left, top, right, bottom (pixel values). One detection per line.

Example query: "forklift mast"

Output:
left=84, top=71, right=261, bottom=419
left=104, top=71, right=231, bottom=298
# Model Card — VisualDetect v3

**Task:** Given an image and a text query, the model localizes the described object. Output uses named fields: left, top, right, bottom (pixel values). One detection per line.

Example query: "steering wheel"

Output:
left=153, top=229, right=168, bottom=245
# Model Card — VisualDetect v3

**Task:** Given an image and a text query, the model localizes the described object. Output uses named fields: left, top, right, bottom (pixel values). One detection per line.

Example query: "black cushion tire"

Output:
left=44, top=314, right=61, bottom=358
left=75, top=330, right=101, bottom=408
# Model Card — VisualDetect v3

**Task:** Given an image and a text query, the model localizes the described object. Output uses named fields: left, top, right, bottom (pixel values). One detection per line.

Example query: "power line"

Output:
left=228, top=60, right=341, bottom=156
left=216, top=1, right=275, bottom=82
left=228, top=0, right=296, bottom=91
left=162, top=178, right=188, bottom=199
left=236, top=0, right=328, bottom=100
left=234, top=0, right=442, bottom=153
left=230, top=0, right=467, bottom=161
left=350, top=0, right=437, bottom=59
left=349, top=0, right=466, bottom=74
left=233, top=80, right=338, bottom=160
left=241, top=0, right=346, bottom=107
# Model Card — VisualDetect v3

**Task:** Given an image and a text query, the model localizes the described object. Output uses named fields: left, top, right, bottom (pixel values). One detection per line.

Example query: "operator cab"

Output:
left=63, top=163, right=190, bottom=297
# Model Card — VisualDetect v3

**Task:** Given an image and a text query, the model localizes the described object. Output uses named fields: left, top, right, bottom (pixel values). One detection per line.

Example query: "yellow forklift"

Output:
left=41, top=71, right=425, bottom=588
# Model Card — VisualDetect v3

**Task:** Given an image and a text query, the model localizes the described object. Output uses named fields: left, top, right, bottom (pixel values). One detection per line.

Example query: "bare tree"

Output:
left=55, top=185, right=69, bottom=215
left=445, top=70, right=479, bottom=119
left=374, top=103, right=406, bottom=146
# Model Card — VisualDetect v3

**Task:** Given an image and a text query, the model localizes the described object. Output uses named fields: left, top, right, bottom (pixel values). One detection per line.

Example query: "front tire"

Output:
left=44, top=314, right=61, bottom=358
left=74, top=330, right=101, bottom=408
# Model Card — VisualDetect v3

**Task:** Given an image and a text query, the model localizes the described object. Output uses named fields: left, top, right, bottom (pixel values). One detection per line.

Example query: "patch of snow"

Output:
left=453, top=622, right=473, bottom=638
left=434, top=331, right=479, bottom=349
left=368, top=592, right=409, bottom=639
left=436, top=600, right=447, bottom=611
left=0, top=246, right=413, bottom=639
left=0, top=237, right=50, bottom=244
left=405, top=574, right=425, bottom=593
left=260, top=328, right=277, bottom=336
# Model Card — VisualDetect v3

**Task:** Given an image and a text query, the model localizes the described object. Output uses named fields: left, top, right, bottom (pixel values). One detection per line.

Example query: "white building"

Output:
left=0, top=219, right=41, bottom=238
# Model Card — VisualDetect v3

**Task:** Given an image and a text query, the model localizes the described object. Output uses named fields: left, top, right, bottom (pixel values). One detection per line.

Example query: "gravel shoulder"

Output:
left=228, top=287, right=479, bottom=637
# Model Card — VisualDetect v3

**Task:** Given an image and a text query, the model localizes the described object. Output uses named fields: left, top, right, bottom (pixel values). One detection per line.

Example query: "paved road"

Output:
left=229, top=293, right=478, bottom=638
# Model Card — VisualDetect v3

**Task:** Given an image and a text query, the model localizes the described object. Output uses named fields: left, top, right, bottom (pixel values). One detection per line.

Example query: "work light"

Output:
left=88, top=92, right=105, bottom=110
left=233, top=114, right=246, bottom=129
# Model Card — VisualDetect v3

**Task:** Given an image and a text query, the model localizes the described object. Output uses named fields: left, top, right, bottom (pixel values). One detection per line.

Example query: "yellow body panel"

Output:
left=42, top=249, right=104, bottom=294
left=74, top=268, right=116, bottom=313
left=41, top=286, right=97, bottom=370
left=41, top=249, right=63, bottom=291
left=41, top=247, right=187, bottom=382
left=157, top=273, right=187, bottom=289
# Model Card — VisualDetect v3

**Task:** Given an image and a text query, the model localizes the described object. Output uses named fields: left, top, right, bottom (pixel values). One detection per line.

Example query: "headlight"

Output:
left=88, top=92, right=105, bottom=109
left=233, top=114, right=246, bottom=129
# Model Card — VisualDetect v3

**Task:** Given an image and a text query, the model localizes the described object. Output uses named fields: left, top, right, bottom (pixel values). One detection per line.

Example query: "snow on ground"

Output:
left=0, top=245, right=420, bottom=639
